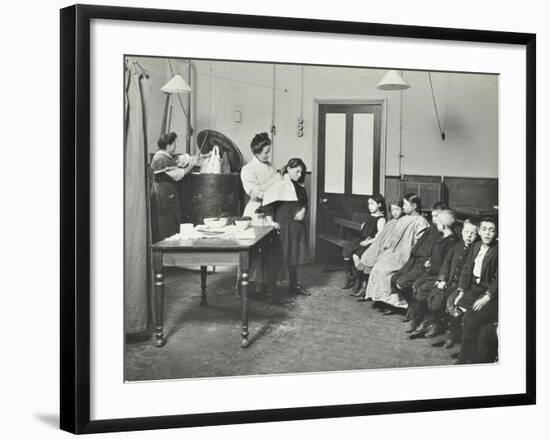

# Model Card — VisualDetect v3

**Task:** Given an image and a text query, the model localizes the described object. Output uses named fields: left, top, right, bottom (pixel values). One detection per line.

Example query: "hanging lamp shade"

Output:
left=376, top=70, right=410, bottom=91
left=161, top=74, right=192, bottom=94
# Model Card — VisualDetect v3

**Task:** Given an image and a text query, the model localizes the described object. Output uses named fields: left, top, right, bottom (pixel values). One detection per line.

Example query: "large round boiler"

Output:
left=178, top=173, right=243, bottom=225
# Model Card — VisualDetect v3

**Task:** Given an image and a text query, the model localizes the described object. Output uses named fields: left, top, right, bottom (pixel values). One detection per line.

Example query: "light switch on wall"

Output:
left=233, top=110, right=242, bottom=123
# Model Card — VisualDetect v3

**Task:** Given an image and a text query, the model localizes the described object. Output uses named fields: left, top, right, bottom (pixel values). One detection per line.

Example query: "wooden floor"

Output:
left=124, top=264, right=458, bottom=381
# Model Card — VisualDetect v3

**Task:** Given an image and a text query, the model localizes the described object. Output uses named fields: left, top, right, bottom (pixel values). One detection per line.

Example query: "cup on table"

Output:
left=234, top=216, right=252, bottom=232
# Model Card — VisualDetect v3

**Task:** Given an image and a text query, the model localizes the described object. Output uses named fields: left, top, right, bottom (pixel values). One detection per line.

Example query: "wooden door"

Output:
left=316, top=103, right=382, bottom=257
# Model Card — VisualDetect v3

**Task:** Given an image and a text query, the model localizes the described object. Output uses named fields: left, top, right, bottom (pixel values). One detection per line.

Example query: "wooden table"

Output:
left=151, top=226, right=277, bottom=348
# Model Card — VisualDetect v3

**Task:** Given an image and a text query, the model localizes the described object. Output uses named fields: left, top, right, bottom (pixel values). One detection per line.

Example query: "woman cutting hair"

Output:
left=240, top=132, right=282, bottom=225
left=150, top=131, right=197, bottom=242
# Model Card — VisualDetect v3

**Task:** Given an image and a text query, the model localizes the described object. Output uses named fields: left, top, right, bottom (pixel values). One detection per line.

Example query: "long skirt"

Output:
left=274, top=201, right=309, bottom=280
left=364, top=250, right=408, bottom=308
left=150, top=180, right=180, bottom=242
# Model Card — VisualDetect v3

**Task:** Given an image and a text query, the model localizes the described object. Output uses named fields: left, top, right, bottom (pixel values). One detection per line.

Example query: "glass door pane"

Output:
left=352, top=113, right=374, bottom=195
left=324, top=113, right=346, bottom=193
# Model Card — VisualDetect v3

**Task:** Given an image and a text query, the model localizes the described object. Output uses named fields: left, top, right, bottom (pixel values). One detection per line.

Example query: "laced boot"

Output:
left=341, top=259, right=355, bottom=289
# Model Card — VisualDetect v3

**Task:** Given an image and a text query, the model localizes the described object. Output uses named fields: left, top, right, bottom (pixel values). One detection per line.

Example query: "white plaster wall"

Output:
left=400, top=70, right=498, bottom=177
left=128, top=57, right=192, bottom=155
left=191, top=60, right=397, bottom=172
left=135, top=57, right=498, bottom=178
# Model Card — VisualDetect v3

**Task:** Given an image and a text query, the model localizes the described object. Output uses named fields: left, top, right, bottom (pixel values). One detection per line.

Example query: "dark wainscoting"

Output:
left=308, top=173, right=496, bottom=260
left=444, top=177, right=498, bottom=210
left=384, top=175, right=498, bottom=213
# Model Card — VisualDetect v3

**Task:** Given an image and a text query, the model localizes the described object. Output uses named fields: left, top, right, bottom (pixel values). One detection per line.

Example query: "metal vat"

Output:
left=178, top=173, right=243, bottom=225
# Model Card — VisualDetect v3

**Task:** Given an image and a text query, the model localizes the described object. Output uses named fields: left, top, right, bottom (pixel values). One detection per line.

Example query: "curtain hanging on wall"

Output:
left=124, top=61, right=152, bottom=334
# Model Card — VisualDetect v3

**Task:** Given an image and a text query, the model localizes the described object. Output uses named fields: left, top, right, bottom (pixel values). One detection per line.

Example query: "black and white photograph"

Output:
left=53, top=2, right=537, bottom=434
left=0, top=0, right=540, bottom=436
left=124, top=56, right=500, bottom=381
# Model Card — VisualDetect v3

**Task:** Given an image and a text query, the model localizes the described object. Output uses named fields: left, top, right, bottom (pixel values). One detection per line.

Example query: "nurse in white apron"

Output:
left=240, top=132, right=281, bottom=225
left=240, top=132, right=281, bottom=290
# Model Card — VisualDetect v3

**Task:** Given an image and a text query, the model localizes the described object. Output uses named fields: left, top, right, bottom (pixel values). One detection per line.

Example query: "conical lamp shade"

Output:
left=161, top=74, right=193, bottom=94
left=376, top=70, right=410, bottom=90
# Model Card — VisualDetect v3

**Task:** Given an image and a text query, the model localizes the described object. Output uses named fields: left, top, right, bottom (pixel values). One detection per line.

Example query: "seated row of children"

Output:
left=340, top=193, right=499, bottom=364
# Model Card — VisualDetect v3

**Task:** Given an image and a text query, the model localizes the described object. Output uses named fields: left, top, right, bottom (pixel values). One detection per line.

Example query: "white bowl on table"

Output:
left=203, top=217, right=228, bottom=228
left=234, top=217, right=252, bottom=231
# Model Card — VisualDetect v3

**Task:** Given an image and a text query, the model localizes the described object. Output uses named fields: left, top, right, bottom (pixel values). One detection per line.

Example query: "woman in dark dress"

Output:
left=263, top=158, right=310, bottom=296
left=150, top=132, right=197, bottom=242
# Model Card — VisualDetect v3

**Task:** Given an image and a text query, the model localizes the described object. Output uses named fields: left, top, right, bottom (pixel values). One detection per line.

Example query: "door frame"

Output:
left=309, top=97, right=387, bottom=258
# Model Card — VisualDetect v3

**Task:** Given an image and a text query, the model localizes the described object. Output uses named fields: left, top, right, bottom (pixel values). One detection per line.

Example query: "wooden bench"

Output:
left=318, top=217, right=363, bottom=271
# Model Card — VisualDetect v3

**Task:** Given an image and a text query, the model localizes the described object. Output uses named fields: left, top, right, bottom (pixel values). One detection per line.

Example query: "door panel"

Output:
left=352, top=113, right=375, bottom=195
left=316, top=103, right=382, bottom=256
left=324, top=113, right=346, bottom=194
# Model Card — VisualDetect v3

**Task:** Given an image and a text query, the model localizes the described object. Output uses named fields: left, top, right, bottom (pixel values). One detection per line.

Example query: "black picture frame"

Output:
left=60, top=4, right=536, bottom=434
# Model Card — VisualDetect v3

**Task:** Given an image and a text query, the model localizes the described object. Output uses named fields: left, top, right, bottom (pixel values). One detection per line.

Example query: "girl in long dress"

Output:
left=343, top=194, right=387, bottom=292
left=350, top=200, right=403, bottom=297
left=261, top=158, right=310, bottom=296
left=356, top=194, right=429, bottom=307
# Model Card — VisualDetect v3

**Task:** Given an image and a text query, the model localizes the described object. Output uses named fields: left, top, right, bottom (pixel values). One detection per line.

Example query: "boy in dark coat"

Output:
left=386, top=203, right=446, bottom=316
left=422, top=219, right=479, bottom=342
left=406, top=210, right=460, bottom=336
left=455, top=217, right=498, bottom=364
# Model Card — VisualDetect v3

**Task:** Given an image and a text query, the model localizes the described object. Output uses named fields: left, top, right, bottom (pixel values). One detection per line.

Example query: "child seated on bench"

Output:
left=342, top=194, right=387, bottom=291
left=454, top=216, right=498, bottom=364
left=422, top=219, right=478, bottom=347
left=380, top=202, right=446, bottom=313
left=350, top=199, right=404, bottom=297
left=355, top=194, right=430, bottom=305
left=405, top=209, right=459, bottom=336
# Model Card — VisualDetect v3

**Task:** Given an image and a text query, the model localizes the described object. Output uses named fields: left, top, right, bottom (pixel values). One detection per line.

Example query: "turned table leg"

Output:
left=152, top=251, right=165, bottom=347
left=266, top=234, right=276, bottom=304
left=240, top=269, right=250, bottom=348
left=200, top=265, right=208, bottom=306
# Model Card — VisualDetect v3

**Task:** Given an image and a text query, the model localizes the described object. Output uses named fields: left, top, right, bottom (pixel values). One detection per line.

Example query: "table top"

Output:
left=151, top=226, right=275, bottom=252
